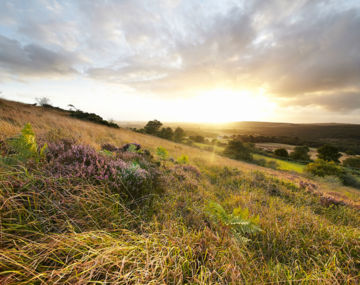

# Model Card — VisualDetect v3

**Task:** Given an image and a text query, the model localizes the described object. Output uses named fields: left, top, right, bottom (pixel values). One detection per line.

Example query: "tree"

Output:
left=317, top=145, right=342, bottom=163
left=35, top=97, right=51, bottom=106
left=290, top=146, right=310, bottom=161
left=144, top=120, right=162, bottom=135
left=223, top=139, right=252, bottom=161
left=174, top=127, right=185, bottom=142
left=274, top=148, right=288, bottom=158
left=158, top=127, right=174, bottom=140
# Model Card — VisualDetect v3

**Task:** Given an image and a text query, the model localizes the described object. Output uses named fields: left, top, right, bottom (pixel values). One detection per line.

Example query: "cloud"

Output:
left=281, top=91, right=360, bottom=112
left=0, top=0, right=360, bottom=114
left=0, top=34, right=80, bottom=78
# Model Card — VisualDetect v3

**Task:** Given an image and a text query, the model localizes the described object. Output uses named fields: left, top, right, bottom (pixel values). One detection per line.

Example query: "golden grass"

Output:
left=0, top=98, right=359, bottom=207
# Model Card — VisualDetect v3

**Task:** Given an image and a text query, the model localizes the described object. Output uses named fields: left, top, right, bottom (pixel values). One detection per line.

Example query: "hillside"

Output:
left=0, top=99, right=359, bottom=284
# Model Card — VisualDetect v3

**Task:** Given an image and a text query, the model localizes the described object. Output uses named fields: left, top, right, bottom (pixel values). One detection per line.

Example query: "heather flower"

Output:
left=45, top=142, right=162, bottom=200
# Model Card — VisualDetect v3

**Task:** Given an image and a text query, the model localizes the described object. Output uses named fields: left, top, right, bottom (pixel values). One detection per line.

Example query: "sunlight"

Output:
left=182, top=88, right=275, bottom=123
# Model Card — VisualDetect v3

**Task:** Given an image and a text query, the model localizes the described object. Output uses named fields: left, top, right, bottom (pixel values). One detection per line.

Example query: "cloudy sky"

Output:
left=0, top=0, right=360, bottom=123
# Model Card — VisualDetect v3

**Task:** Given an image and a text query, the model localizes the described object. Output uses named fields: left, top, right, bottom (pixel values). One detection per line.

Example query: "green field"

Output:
left=253, top=153, right=306, bottom=173
left=194, top=142, right=306, bottom=173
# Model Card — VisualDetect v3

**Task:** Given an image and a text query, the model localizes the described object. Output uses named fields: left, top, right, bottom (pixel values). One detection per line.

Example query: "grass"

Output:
left=253, top=153, right=306, bottom=173
left=0, top=98, right=360, bottom=284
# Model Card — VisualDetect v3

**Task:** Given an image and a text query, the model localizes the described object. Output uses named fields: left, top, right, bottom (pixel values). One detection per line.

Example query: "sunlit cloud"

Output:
left=0, top=0, right=359, bottom=122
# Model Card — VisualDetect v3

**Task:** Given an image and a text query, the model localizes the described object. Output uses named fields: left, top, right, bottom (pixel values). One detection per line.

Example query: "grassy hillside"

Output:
left=0, top=99, right=359, bottom=284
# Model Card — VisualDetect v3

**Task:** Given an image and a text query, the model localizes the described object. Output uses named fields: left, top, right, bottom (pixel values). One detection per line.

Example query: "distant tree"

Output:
left=68, top=104, right=79, bottom=111
left=144, top=120, right=162, bottom=135
left=174, top=127, right=186, bottom=142
left=223, top=139, right=252, bottom=161
left=189, top=135, right=205, bottom=143
left=290, top=146, right=310, bottom=161
left=274, top=148, right=289, bottom=158
left=35, top=97, right=51, bottom=106
left=317, top=144, right=342, bottom=163
left=158, top=127, right=174, bottom=140
left=343, top=157, right=360, bottom=169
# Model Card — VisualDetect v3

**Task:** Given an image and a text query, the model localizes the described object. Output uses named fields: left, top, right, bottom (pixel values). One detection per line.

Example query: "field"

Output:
left=255, top=143, right=351, bottom=162
left=253, top=153, right=306, bottom=173
left=0, top=99, right=360, bottom=284
left=193, top=142, right=306, bottom=173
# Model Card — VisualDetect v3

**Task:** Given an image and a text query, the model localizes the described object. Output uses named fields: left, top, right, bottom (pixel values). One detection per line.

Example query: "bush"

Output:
left=223, top=140, right=252, bottom=161
left=156, top=146, right=168, bottom=160
left=46, top=141, right=162, bottom=200
left=2, top=123, right=47, bottom=164
left=158, top=127, right=173, bottom=140
left=177, top=154, right=189, bottom=164
left=305, top=159, right=343, bottom=177
left=317, top=144, right=342, bottom=163
left=206, top=201, right=262, bottom=243
left=266, top=160, right=279, bottom=169
left=70, top=110, right=119, bottom=128
left=274, top=148, right=288, bottom=158
left=290, top=146, right=310, bottom=161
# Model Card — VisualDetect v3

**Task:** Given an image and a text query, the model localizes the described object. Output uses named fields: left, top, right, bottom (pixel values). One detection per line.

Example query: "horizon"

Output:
left=1, top=1, right=360, bottom=123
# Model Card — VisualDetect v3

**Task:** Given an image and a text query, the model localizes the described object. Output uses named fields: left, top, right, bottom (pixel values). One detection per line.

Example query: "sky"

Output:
left=0, top=0, right=360, bottom=123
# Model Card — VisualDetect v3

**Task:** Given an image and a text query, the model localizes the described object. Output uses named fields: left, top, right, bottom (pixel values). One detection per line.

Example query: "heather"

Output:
left=0, top=102, right=360, bottom=284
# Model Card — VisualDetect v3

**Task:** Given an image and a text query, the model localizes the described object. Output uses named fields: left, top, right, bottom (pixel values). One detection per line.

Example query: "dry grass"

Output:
left=0, top=98, right=359, bottom=284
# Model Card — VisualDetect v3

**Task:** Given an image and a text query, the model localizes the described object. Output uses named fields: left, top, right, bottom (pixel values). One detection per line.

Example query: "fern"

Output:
left=156, top=146, right=169, bottom=160
left=206, top=201, right=262, bottom=243
left=3, top=123, right=47, bottom=164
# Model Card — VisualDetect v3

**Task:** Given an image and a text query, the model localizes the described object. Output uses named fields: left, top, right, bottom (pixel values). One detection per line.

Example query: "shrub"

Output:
left=158, top=127, right=174, bottom=140
left=223, top=140, right=252, bottom=161
left=46, top=142, right=162, bottom=200
left=2, top=123, right=47, bottom=164
left=305, top=159, right=344, bottom=177
left=317, top=144, right=342, bottom=163
left=156, top=146, right=168, bottom=160
left=70, top=110, right=119, bottom=128
left=206, top=201, right=262, bottom=243
left=266, top=160, right=279, bottom=169
left=290, top=146, right=310, bottom=161
left=177, top=154, right=189, bottom=164
left=274, top=148, right=288, bottom=158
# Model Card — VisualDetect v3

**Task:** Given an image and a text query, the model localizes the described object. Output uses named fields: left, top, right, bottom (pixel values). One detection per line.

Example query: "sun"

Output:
left=182, top=88, right=275, bottom=123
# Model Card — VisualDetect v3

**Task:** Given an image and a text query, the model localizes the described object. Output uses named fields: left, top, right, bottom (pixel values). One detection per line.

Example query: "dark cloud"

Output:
left=282, top=91, right=360, bottom=112
left=0, top=35, right=80, bottom=77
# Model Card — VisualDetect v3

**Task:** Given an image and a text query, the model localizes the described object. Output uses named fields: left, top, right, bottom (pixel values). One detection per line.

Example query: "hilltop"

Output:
left=0, top=98, right=359, bottom=284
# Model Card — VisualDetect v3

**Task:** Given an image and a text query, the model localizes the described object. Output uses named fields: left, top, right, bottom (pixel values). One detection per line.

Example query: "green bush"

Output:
left=290, top=146, right=310, bottom=161
left=156, top=146, right=169, bottom=160
left=274, top=148, right=289, bottom=158
left=317, top=144, right=342, bottom=163
left=206, top=201, right=262, bottom=243
left=223, top=140, right=252, bottom=161
left=2, top=123, right=47, bottom=164
left=177, top=154, right=189, bottom=164
left=305, top=159, right=343, bottom=177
